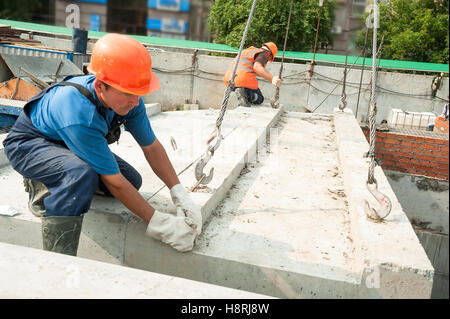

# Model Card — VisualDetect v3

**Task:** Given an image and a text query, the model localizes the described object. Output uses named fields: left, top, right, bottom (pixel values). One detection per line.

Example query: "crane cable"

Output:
left=270, top=0, right=295, bottom=108
left=364, top=0, right=392, bottom=222
left=193, top=0, right=258, bottom=186
left=306, top=0, right=324, bottom=108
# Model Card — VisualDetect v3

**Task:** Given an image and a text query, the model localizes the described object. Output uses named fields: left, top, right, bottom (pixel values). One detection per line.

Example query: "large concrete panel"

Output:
left=0, top=242, right=271, bottom=299
left=334, top=108, right=434, bottom=298
left=0, top=106, right=435, bottom=298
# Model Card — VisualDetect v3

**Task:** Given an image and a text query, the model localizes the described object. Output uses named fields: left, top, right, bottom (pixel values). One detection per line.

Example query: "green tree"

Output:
left=0, top=0, right=42, bottom=21
left=357, top=0, right=449, bottom=64
left=208, top=0, right=335, bottom=53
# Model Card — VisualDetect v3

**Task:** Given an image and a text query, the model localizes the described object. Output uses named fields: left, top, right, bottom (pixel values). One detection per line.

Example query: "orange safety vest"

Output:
left=223, top=46, right=266, bottom=90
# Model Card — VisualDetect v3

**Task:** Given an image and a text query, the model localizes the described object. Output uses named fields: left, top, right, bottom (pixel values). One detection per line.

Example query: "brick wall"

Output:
left=361, top=127, right=449, bottom=181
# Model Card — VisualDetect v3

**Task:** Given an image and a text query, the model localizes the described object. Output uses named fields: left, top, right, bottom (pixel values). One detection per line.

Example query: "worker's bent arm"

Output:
left=100, top=173, right=154, bottom=223
left=254, top=61, right=274, bottom=82
left=141, top=138, right=180, bottom=190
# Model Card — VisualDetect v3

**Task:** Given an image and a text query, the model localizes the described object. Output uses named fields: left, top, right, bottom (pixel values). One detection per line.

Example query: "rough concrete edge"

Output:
left=0, top=133, right=8, bottom=168
left=201, top=106, right=284, bottom=227
left=0, top=148, right=7, bottom=168
left=122, top=215, right=361, bottom=299
left=333, top=108, right=434, bottom=298
left=145, top=103, right=161, bottom=117
left=0, top=241, right=273, bottom=299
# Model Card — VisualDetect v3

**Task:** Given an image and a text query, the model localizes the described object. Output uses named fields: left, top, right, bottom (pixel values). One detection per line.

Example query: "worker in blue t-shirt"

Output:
left=3, top=34, right=202, bottom=255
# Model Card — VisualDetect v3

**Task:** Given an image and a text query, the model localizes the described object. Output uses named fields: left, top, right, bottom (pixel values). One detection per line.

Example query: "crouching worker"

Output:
left=223, top=42, right=282, bottom=107
left=2, top=33, right=202, bottom=255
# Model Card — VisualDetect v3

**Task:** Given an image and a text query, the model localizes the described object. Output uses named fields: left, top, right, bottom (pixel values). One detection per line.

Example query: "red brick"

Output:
left=415, top=154, right=435, bottom=161
left=422, top=144, right=440, bottom=150
left=377, top=132, right=388, bottom=138
left=389, top=166, right=408, bottom=173
left=415, top=136, right=429, bottom=143
left=397, top=162, right=412, bottom=168
left=441, top=146, right=449, bottom=153
left=399, top=146, right=413, bottom=153
left=434, top=138, right=449, bottom=145
left=430, top=150, right=444, bottom=157
left=436, top=157, right=449, bottom=164
left=412, top=147, right=424, bottom=154
left=384, top=138, right=399, bottom=144
left=435, top=168, right=449, bottom=175
left=413, top=170, right=429, bottom=176
left=412, top=159, right=429, bottom=166
left=414, top=165, right=432, bottom=171
left=375, top=142, right=387, bottom=149
left=396, top=151, right=412, bottom=157
left=398, top=157, right=411, bottom=163
left=382, top=160, right=396, bottom=167
left=400, top=140, right=415, bottom=147
left=376, top=148, right=391, bottom=155
left=438, top=163, right=449, bottom=170
left=429, top=161, right=440, bottom=168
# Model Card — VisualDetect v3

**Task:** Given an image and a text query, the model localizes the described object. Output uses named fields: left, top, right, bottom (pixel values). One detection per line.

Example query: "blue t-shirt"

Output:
left=29, top=75, right=156, bottom=175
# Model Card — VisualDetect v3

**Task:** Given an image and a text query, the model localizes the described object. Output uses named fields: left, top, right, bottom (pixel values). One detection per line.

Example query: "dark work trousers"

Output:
left=243, top=87, right=264, bottom=105
left=3, top=111, right=142, bottom=217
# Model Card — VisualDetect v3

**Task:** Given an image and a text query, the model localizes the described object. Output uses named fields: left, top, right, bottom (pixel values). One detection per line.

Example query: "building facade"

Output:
left=53, top=0, right=212, bottom=41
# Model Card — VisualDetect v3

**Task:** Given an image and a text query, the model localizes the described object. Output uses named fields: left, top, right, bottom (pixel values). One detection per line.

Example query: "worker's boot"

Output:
left=41, top=215, right=84, bottom=256
left=235, top=88, right=250, bottom=107
left=23, top=177, right=50, bottom=217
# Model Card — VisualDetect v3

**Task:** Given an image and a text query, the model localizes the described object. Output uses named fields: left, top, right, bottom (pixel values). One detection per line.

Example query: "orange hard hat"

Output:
left=262, top=42, right=278, bottom=61
left=87, top=33, right=160, bottom=96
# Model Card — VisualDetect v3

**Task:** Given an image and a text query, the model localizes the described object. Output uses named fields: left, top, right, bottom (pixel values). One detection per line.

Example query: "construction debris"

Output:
left=0, top=26, right=40, bottom=46
left=0, top=77, right=40, bottom=101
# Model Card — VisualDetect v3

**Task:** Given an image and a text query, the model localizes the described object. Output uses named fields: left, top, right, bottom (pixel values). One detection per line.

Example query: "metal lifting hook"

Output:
left=194, top=128, right=222, bottom=185
left=363, top=179, right=392, bottom=222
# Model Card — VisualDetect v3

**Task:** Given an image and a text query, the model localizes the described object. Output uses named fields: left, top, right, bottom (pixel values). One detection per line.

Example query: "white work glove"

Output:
left=146, top=210, right=198, bottom=252
left=271, top=76, right=282, bottom=87
left=170, top=183, right=203, bottom=235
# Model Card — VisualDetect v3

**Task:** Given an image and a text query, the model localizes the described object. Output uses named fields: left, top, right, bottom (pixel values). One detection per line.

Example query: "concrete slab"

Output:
left=0, top=106, right=434, bottom=299
left=0, top=242, right=272, bottom=299
left=0, top=106, right=283, bottom=271
left=128, top=111, right=359, bottom=298
left=333, top=108, right=434, bottom=298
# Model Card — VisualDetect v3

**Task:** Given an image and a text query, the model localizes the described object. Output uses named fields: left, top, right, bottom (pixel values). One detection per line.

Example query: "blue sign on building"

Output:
left=90, top=14, right=101, bottom=31
left=147, top=0, right=190, bottom=12
left=147, top=17, right=188, bottom=34
left=75, top=0, right=107, bottom=4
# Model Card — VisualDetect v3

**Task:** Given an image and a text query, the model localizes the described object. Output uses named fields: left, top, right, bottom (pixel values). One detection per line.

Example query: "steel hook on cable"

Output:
left=194, top=127, right=222, bottom=185
left=363, top=179, right=392, bottom=222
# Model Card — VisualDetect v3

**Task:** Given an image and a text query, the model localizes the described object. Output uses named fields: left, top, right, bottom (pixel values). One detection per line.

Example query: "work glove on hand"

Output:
left=271, top=76, right=282, bottom=87
left=170, top=184, right=203, bottom=235
left=146, top=210, right=198, bottom=252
